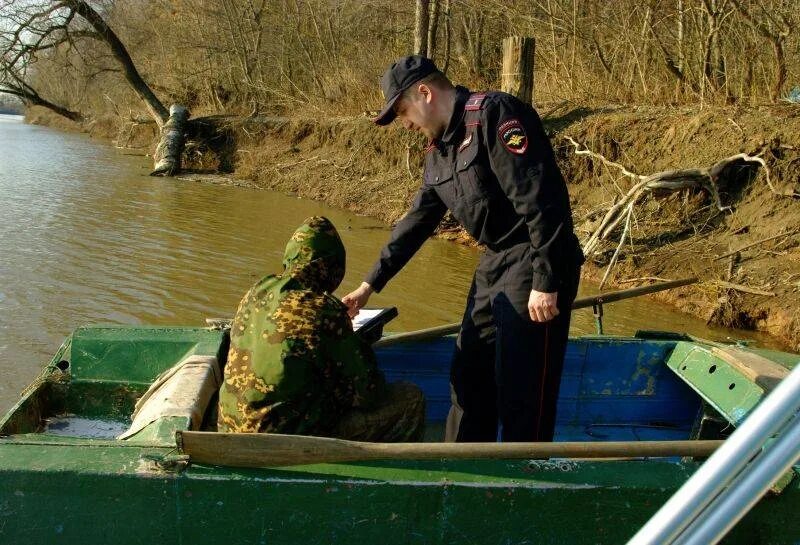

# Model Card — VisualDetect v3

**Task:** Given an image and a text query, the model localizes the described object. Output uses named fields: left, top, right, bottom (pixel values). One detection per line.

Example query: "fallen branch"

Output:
left=617, top=276, right=675, bottom=284
left=564, top=135, right=643, bottom=182
left=711, top=280, right=776, bottom=297
left=565, top=136, right=768, bottom=267
left=714, top=229, right=800, bottom=260
left=599, top=201, right=633, bottom=289
left=273, top=155, right=320, bottom=170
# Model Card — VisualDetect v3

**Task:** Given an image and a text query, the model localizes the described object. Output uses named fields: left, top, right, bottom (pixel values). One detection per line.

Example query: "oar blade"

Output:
left=178, top=431, right=376, bottom=467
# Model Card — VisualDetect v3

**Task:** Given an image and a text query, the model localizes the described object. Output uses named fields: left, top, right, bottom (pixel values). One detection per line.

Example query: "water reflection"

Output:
left=0, top=114, right=782, bottom=414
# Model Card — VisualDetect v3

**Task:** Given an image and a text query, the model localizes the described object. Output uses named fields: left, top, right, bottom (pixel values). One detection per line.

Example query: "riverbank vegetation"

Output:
left=3, top=1, right=800, bottom=348
left=4, top=1, right=800, bottom=119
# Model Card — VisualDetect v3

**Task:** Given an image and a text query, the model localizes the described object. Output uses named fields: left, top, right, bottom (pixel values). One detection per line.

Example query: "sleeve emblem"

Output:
left=498, top=119, right=528, bottom=155
left=457, top=132, right=473, bottom=152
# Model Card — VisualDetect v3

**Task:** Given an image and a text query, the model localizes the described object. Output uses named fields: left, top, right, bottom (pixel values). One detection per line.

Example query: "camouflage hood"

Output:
left=282, top=216, right=346, bottom=293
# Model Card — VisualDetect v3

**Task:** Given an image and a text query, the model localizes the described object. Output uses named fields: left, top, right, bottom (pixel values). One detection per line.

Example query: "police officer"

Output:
left=342, top=56, right=583, bottom=442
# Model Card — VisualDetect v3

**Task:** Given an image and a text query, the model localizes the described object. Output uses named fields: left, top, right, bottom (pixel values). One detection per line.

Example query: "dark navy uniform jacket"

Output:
left=366, top=86, right=583, bottom=294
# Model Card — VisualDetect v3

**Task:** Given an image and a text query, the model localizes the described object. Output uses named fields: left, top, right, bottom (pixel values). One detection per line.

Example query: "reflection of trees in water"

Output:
left=0, top=94, right=23, bottom=115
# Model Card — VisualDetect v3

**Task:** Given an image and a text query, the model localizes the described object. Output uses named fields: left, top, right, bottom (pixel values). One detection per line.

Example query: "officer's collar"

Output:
left=439, top=86, right=471, bottom=145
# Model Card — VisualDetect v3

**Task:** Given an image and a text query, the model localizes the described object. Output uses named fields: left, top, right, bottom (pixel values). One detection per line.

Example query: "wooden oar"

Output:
left=177, top=430, right=722, bottom=468
left=373, top=276, right=699, bottom=348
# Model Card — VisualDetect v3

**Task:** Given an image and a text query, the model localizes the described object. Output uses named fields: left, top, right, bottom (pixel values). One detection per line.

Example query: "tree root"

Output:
left=564, top=135, right=779, bottom=284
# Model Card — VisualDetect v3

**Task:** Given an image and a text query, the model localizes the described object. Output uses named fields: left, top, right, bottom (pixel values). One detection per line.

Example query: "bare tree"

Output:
left=0, top=39, right=83, bottom=121
left=647, top=1, right=698, bottom=93
left=457, top=8, right=486, bottom=78
left=427, top=0, right=440, bottom=60
left=700, top=0, right=733, bottom=96
left=414, top=0, right=430, bottom=56
left=0, top=1, right=168, bottom=124
left=730, top=0, right=792, bottom=102
left=441, top=0, right=451, bottom=73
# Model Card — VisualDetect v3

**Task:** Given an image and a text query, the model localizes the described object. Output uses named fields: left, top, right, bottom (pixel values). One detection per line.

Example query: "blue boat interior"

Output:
left=376, top=335, right=704, bottom=443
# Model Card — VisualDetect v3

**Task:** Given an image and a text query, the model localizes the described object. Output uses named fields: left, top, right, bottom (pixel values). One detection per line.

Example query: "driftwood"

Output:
left=565, top=135, right=775, bottom=285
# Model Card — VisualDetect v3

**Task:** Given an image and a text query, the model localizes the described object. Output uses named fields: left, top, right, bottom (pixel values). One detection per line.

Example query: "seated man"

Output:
left=218, top=216, right=424, bottom=442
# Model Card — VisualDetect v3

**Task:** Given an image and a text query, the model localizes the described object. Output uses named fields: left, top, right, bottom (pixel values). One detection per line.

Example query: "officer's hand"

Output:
left=341, top=282, right=374, bottom=318
left=528, top=290, right=559, bottom=322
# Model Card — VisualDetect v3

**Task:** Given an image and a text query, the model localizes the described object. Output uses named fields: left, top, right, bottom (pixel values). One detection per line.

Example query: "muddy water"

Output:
left=0, top=115, right=781, bottom=414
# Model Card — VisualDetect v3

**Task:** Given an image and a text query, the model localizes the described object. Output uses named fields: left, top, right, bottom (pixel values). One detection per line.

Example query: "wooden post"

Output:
left=501, top=36, right=536, bottom=106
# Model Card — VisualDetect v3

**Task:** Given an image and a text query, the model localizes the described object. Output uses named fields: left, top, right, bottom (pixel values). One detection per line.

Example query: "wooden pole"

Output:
left=372, top=277, right=698, bottom=348
left=501, top=36, right=536, bottom=105
left=178, top=431, right=723, bottom=468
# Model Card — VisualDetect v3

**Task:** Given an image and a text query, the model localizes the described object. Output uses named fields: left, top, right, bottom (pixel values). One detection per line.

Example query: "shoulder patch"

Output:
left=497, top=118, right=528, bottom=155
left=465, top=93, right=487, bottom=111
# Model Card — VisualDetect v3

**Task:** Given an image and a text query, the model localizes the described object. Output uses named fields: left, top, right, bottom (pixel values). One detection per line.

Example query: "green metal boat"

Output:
left=1, top=324, right=798, bottom=544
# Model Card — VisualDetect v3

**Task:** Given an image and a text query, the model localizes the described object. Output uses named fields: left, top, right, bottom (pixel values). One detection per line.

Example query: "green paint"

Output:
left=667, top=342, right=763, bottom=424
left=1, top=327, right=799, bottom=544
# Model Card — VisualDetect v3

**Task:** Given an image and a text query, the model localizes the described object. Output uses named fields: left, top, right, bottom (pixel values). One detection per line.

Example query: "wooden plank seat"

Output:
left=118, top=354, right=221, bottom=440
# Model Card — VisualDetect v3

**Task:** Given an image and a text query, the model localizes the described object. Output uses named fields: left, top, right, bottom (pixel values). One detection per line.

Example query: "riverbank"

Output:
left=27, top=103, right=800, bottom=350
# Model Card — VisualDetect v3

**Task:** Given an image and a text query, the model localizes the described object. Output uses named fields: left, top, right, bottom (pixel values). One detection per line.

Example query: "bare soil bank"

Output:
left=28, top=104, right=800, bottom=350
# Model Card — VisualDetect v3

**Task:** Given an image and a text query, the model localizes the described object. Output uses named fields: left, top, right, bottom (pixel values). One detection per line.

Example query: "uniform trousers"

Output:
left=446, top=243, right=580, bottom=442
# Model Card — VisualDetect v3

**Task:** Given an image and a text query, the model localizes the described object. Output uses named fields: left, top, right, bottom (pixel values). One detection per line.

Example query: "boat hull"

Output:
left=1, top=326, right=798, bottom=544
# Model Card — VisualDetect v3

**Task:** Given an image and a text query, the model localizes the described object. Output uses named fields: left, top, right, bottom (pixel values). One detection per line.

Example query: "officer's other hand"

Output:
left=341, top=282, right=374, bottom=318
left=528, top=290, right=559, bottom=322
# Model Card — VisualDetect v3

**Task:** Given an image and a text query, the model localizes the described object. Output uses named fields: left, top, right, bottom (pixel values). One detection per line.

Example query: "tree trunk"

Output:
left=730, top=0, right=790, bottom=103
left=501, top=36, right=536, bottom=105
left=427, top=0, right=440, bottom=60
left=414, top=0, right=430, bottom=56
left=151, top=105, right=189, bottom=176
left=441, top=0, right=451, bottom=74
left=771, top=38, right=786, bottom=102
left=459, top=12, right=485, bottom=78
left=676, top=0, right=685, bottom=72
left=700, top=0, right=727, bottom=95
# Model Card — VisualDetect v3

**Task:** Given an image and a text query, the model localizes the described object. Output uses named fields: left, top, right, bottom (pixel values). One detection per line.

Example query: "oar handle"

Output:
left=373, top=277, right=698, bottom=347
left=572, top=276, right=698, bottom=309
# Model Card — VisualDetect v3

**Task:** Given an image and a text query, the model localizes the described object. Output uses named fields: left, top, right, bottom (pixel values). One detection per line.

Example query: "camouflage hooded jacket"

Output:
left=218, top=216, right=386, bottom=434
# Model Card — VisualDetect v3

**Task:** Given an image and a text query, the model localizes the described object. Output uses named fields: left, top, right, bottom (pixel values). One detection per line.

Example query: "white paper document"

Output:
left=352, top=308, right=384, bottom=331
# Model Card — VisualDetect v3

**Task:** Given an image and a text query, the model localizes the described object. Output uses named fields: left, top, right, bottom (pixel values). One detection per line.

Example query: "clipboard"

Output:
left=352, top=307, right=398, bottom=344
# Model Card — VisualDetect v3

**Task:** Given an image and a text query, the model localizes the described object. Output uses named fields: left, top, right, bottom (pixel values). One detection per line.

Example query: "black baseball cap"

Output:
left=372, top=55, right=440, bottom=126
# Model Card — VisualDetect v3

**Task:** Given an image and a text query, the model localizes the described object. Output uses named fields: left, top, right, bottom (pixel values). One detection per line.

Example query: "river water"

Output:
left=0, top=114, right=781, bottom=414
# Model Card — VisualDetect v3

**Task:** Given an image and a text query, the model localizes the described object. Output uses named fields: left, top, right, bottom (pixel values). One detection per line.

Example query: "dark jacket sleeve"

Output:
left=482, top=95, right=573, bottom=292
left=364, top=183, right=446, bottom=292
